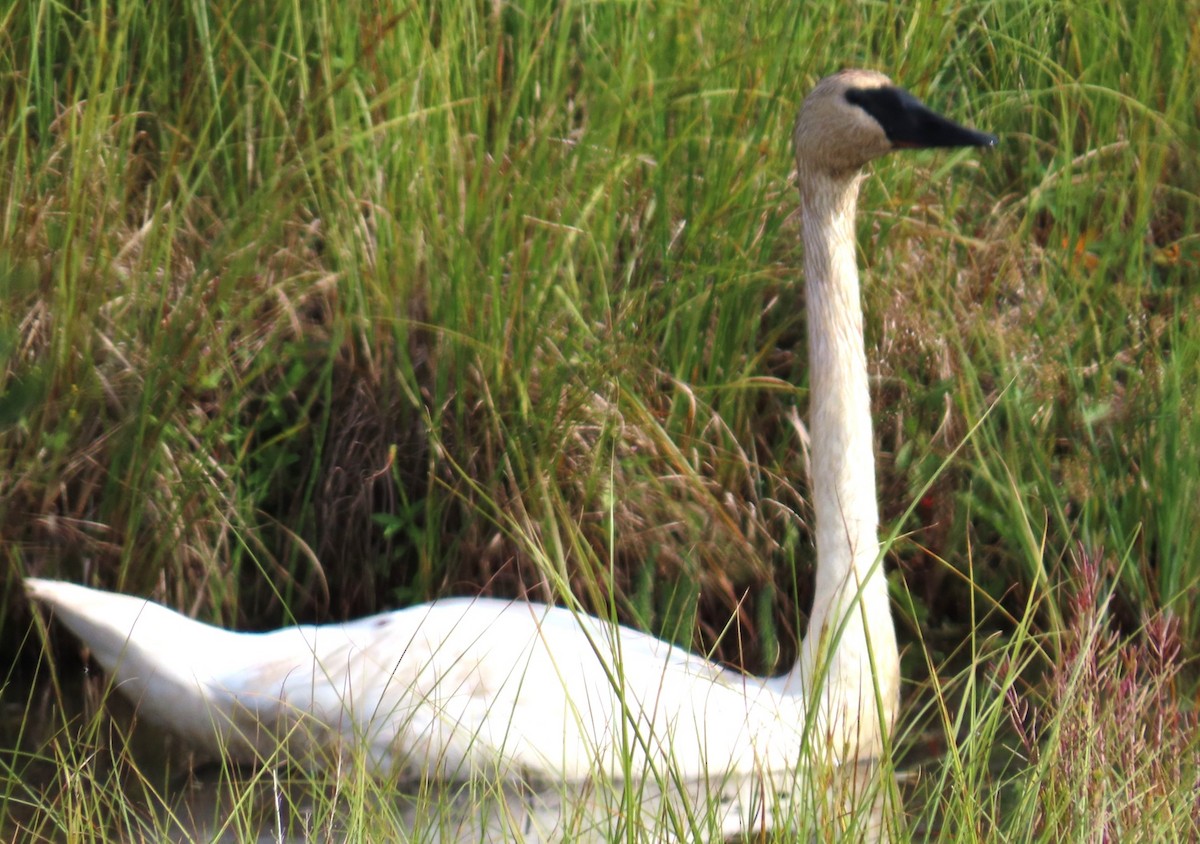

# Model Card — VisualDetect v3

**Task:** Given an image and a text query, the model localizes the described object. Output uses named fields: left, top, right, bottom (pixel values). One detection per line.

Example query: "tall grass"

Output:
left=2, top=0, right=1198, bottom=840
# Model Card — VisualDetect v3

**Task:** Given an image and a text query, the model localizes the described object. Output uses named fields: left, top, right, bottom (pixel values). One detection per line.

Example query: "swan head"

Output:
left=794, top=69, right=997, bottom=180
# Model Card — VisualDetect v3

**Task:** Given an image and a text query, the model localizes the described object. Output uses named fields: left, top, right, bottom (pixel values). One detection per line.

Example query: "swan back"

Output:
left=26, top=580, right=808, bottom=783
left=212, top=598, right=810, bottom=781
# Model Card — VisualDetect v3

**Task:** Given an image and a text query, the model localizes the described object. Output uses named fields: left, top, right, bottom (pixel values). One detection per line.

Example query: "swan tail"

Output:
left=25, top=577, right=251, bottom=758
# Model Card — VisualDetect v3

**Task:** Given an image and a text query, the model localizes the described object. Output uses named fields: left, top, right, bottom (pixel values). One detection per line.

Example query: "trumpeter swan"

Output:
left=26, top=69, right=994, bottom=833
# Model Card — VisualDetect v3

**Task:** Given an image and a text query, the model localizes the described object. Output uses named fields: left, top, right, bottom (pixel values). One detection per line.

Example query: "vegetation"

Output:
left=1, top=0, right=1197, bottom=840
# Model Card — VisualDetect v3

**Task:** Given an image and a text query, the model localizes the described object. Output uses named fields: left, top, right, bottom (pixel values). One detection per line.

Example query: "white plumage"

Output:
left=26, top=70, right=994, bottom=836
left=25, top=582, right=806, bottom=783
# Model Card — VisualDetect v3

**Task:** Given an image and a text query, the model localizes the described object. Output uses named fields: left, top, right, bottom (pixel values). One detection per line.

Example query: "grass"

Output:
left=1, top=0, right=1198, bottom=839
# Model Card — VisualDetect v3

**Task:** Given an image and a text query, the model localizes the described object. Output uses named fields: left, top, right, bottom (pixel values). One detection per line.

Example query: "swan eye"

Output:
left=844, top=87, right=916, bottom=130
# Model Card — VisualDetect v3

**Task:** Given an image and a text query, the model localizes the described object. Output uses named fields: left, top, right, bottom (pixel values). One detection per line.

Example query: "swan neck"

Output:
left=791, top=168, right=898, bottom=755
left=799, top=171, right=879, bottom=597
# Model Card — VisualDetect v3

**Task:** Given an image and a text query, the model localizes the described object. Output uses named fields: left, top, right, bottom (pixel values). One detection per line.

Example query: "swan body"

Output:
left=24, top=580, right=805, bottom=783
left=26, top=70, right=994, bottom=832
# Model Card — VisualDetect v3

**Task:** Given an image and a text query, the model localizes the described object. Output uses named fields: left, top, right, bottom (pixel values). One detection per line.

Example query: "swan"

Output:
left=25, top=70, right=994, bottom=833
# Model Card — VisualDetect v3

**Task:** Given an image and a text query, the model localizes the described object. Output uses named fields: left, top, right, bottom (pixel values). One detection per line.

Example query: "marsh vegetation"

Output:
left=1, top=0, right=1198, bottom=840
